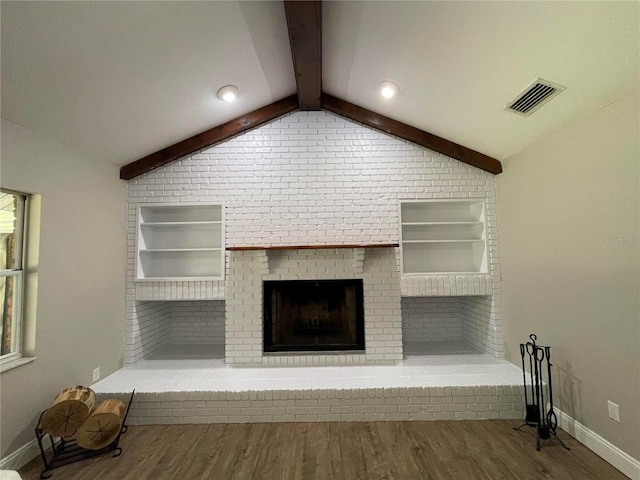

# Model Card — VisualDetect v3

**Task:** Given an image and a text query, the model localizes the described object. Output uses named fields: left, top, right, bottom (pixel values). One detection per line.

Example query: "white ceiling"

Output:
left=2, top=1, right=638, bottom=168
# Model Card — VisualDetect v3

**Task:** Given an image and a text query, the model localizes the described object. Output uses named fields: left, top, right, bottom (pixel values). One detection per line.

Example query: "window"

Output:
left=0, top=190, right=26, bottom=362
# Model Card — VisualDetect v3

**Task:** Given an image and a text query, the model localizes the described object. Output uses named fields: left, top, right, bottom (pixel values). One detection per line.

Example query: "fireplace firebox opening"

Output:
left=263, top=279, right=365, bottom=353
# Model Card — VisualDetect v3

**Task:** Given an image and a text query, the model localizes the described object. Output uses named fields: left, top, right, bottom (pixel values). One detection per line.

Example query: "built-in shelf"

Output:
left=400, top=200, right=488, bottom=274
left=136, top=203, right=224, bottom=281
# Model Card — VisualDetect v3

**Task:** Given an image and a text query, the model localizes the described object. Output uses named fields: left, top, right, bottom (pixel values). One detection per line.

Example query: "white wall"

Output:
left=0, top=120, right=127, bottom=462
left=497, top=91, right=640, bottom=460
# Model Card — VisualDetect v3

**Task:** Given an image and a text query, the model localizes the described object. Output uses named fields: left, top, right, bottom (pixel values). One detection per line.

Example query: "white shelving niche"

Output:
left=136, top=203, right=224, bottom=281
left=400, top=200, right=488, bottom=274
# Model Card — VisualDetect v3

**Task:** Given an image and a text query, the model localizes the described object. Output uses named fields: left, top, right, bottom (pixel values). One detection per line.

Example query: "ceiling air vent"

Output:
left=505, top=78, right=566, bottom=116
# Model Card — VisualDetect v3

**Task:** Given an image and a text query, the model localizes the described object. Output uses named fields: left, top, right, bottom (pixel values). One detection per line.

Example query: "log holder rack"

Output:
left=514, top=334, right=569, bottom=451
left=35, top=390, right=135, bottom=479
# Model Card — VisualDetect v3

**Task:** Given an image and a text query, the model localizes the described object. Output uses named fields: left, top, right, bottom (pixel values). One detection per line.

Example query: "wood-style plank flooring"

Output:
left=19, top=420, right=627, bottom=480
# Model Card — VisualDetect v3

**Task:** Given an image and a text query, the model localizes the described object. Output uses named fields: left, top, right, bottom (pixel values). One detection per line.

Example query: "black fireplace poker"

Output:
left=514, top=334, right=570, bottom=451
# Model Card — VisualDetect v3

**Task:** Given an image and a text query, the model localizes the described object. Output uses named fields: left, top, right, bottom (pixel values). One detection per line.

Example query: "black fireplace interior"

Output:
left=263, top=279, right=365, bottom=352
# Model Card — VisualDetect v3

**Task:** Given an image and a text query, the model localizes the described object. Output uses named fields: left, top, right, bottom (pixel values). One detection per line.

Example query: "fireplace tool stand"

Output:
left=35, top=390, right=135, bottom=479
left=514, top=334, right=569, bottom=451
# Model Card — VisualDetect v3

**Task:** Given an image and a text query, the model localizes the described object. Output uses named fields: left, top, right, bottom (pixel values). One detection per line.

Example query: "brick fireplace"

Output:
left=225, top=246, right=402, bottom=366
left=124, top=110, right=503, bottom=366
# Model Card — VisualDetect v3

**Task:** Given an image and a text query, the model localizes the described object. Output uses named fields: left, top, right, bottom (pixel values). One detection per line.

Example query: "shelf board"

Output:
left=401, top=240, right=484, bottom=244
left=141, top=221, right=222, bottom=226
left=136, top=276, right=224, bottom=282
left=402, top=222, right=484, bottom=226
left=227, top=243, right=399, bottom=251
left=402, top=271, right=487, bottom=275
left=140, top=248, right=222, bottom=252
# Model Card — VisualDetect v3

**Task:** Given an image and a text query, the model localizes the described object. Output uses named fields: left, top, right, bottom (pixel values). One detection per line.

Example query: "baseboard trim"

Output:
left=556, top=408, right=640, bottom=480
left=0, top=438, right=40, bottom=471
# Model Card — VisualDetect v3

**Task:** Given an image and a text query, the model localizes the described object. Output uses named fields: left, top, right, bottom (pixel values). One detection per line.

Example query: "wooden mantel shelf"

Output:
left=227, top=243, right=399, bottom=251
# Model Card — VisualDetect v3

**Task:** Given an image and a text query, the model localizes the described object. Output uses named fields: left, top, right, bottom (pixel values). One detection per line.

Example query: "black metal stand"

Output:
left=35, top=390, right=135, bottom=479
left=514, top=335, right=569, bottom=451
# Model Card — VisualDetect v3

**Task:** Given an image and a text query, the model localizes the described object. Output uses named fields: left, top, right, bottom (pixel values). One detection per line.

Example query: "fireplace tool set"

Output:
left=514, top=334, right=569, bottom=451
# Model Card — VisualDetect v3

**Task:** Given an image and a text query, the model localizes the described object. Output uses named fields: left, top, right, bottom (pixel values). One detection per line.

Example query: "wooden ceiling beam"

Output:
left=321, top=93, right=502, bottom=174
left=284, top=1, right=322, bottom=110
left=119, top=95, right=299, bottom=180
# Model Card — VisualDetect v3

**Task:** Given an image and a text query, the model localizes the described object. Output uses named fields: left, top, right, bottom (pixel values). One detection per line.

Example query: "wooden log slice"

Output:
left=75, top=399, right=127, bottom=450
left=40, top=386, right=96, bottom=437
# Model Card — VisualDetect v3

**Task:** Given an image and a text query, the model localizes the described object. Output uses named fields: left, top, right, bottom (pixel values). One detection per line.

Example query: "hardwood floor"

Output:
left=19, top=420, right=627, bottom=480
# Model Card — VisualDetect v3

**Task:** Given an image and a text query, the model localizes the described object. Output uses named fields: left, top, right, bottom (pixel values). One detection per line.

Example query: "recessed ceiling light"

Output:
left=378, top=80, right=399, bottom=98
left=217, top=85, right=238, bottom=102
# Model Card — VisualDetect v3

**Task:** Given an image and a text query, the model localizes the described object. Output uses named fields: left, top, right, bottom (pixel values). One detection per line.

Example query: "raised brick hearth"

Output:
left=93, top=352, right=526, bottom=425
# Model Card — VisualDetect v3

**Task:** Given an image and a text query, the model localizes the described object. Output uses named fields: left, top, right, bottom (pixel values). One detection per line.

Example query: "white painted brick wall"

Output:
left=170, top=301, right=225, bottom=345
left=126, top=301, right=172, bottom=364
left=125, top=110, right=503, bottom=364
left=362, top=249, right=403, bottom=363
left=225, top=250, right=268, bottom=366
left=401, top=297, right=462, bottom=342
left=128, top=111, right=495, bottom=246
left=136, top=281, right=225, bottom=301
left=401, top=274, right=492, bottom=297
left=460, top=296, right=504, bottom=357
left=400, top=295, right=504, bottom=358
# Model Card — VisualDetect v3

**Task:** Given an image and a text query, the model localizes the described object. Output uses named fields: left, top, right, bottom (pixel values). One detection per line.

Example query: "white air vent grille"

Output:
left=505, top=78, right=566, bottom=116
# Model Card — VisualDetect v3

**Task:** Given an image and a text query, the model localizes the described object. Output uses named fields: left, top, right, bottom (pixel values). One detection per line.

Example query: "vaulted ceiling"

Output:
left=2, top=2, right=638, bottom=177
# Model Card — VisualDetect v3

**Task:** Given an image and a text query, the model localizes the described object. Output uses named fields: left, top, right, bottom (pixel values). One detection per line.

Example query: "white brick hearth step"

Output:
left=93, top=350, right=526, bottom=426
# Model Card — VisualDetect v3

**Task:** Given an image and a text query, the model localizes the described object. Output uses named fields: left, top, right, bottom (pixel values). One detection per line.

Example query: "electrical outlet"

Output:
left=92, top=367, right=100, bottom=382
left=608, top=400, right=620, bottom=423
